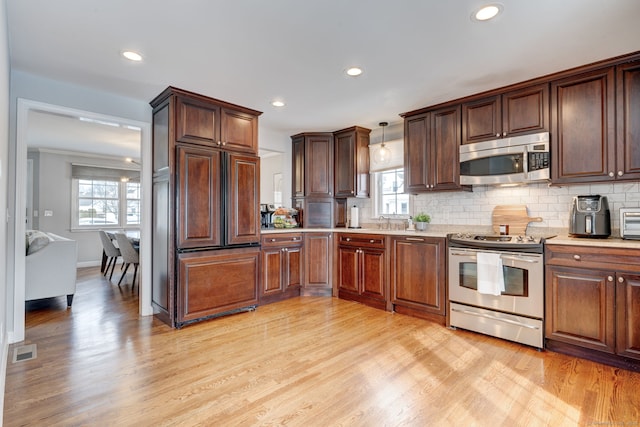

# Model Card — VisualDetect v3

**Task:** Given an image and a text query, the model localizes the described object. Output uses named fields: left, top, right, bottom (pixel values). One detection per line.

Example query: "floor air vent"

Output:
left=12, top=344, right=37, bottom=363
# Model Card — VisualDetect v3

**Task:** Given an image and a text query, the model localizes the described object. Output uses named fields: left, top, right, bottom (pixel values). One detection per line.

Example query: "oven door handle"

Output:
left=500, top=255, right=539, bottom=264
left=449, top=252, right=539, bottom=264
left=451, top=308, right=540, bottom=330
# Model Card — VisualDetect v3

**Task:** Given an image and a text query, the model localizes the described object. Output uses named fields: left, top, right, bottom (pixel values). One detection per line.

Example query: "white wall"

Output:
left=1, top=0, right=10, bottom=421
left=7, top=72, right=151, bottom=340
left=29, top=149, right=140, bottom=265
left=258, top=127, right=291, bottom=207
left=351, top=169, right=640, bottom=236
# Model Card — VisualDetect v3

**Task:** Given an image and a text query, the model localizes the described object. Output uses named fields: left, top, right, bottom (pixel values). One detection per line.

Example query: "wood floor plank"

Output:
left=5, top=266, right=640, bottom=426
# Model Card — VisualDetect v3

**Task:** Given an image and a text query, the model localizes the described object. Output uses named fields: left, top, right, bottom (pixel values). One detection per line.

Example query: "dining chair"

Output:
left=114, top=233, right=140, bottom=290
left=98, top=230, right=121, bottom=280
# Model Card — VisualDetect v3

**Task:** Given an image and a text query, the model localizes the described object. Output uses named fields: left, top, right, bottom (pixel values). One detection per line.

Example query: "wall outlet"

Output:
left=44, top=210, right=53, bottom=217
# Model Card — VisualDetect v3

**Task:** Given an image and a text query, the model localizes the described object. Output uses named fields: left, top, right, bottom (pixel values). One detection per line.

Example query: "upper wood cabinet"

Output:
left=551, top=67, right=616, bottom=184
left=404, top=106, right=466, bottom=193
left=176, top=145, right=222, bottom=249
left=616, top=59, right=640, bottom=181
left=226, top=153, right=261, bottom=245
left=334, top=126, right=371, bottom=198
left=292, top=136, right=305, bottom=198
left=291, top=132, right=334, bottom=198
left=174, top=89, right=259, bottom=154
left=462, top=83, right=549, bottom=144
left=404, top=112, right=430, bottom=193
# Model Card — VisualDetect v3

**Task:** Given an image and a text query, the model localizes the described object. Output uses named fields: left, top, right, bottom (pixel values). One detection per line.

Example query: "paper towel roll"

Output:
left=350, top=206, right=360, bottom=228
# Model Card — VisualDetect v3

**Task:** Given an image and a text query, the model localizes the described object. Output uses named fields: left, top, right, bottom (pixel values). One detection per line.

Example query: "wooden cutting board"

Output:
left=491, top=205, right=542, bottom=235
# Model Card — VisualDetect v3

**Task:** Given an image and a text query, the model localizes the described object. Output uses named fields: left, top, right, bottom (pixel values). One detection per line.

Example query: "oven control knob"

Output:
left=516, top=235, right=523, bottom=242
left=527, top=235, right=535, bottom=242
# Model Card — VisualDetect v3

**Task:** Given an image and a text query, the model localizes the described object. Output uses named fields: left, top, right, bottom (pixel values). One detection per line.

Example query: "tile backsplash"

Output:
left=351, top=181, right=640, bottom=236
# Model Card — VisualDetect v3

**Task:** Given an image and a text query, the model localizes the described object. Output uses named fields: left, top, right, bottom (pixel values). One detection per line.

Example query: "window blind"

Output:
left=71, top=164, right=140, bottom=182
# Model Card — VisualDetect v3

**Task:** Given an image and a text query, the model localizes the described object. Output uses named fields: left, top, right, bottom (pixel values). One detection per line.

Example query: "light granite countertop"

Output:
left=544, top=234, right=640, bottom=249
left=263, top=226, right=640, bottom=250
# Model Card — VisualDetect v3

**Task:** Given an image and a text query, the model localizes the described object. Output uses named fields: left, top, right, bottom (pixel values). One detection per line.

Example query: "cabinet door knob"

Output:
left=496, top=133, right=500, bottom=137
left=217, top=141, right=222, bottom=146
left=370, top=240, right=375, bottom=243
left=618, top=171, right=623, bottom=177
left=618, top=276, right=624, bottom=283
left=345, top=237, right=351, bottom=242
left=608, top=276, right=614, bottom=282
left=609, top=172, right=614, bottom=177
left=503, top=132, right=507, bottom=137
left=270, top=238, right=276, bottom=242
left=573, top=254, right=581, bottom=260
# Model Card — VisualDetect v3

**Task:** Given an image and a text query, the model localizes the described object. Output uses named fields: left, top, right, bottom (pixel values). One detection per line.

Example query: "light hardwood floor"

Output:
left=5, top=267, right=640, bottom=426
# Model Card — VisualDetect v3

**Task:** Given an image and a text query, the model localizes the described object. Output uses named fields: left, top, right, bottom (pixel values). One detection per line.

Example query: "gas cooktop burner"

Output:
left=447, top=233, right=555, bottom=253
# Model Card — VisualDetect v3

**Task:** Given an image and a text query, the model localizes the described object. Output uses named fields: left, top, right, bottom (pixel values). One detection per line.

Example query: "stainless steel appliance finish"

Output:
left=459, top=131, right=550, bottom=185
left=620, top=208, right=640, bottom=240
left=569, top=195, right=611, bottom=238
left=447, top=233, right=547, bottom=349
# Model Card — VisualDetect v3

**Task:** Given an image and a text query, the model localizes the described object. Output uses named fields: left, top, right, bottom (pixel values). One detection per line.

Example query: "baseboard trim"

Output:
left=77, top=260, right=101, bottom=268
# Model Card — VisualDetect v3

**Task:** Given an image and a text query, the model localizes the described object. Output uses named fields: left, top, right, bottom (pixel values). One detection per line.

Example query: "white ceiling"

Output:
left=7, top=0, right=640, bottom=154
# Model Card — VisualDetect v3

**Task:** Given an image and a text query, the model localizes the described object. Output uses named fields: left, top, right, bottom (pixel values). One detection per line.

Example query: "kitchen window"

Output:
left=373, top=167, right=410, bottom=217
left=71, top=164, right=140, bottom=230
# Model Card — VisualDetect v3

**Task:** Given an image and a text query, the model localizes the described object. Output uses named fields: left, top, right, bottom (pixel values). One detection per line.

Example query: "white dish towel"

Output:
left=476, top=252, right=505, bottom=296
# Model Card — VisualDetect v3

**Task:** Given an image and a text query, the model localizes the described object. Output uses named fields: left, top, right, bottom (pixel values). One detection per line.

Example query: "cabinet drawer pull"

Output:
left=573, top=254, right=581, bottom=261
left=405, top=237, right=425, bottom=242
left=270, top=238, right=276, bottom=242
left=608, top=276, right=614, bottom=282
left=369, top=239, right=375, bottom=243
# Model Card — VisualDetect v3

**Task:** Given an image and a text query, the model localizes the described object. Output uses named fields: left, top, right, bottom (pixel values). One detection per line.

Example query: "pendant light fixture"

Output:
left=374, top=121, right=392, bottom=166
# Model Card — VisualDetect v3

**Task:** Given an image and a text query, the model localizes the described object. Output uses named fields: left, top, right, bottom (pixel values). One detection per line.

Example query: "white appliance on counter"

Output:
left=620, top=208, right=640, bottom=239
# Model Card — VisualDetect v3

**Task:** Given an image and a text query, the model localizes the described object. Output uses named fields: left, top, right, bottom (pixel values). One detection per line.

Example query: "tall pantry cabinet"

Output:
left=150, top=87, right=262, bottom=328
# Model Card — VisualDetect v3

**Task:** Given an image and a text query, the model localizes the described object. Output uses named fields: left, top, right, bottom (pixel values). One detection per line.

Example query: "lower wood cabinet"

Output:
left=336, top=233, right=387, bottom=310
left=260, top=233, right=303, bottom=304
left=303, top=232, right=333, bottom=296
left=545, top=244, right=640, bottom=370
left=176, top=247, right=260, bottom=326
left=390, top=236, right=446, bottom=324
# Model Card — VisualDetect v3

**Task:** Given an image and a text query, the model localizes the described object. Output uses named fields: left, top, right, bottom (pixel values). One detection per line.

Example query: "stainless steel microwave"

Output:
left=459, top=132, right=550, bottom=185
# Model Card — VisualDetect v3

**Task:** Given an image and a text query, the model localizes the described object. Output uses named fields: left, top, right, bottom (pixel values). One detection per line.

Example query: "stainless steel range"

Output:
left=447, top=233, right=552, bottom=349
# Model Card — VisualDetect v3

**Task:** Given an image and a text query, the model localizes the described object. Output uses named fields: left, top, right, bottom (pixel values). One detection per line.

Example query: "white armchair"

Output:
left=25, top=231, right=78, bottom=307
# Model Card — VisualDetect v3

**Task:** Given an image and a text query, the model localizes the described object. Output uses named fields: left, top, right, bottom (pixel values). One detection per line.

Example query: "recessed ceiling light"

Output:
left=346, top=67, right=363, bottom=77
left=473, top=4, right=503, bottom=21
left=122, top=50, right=143, bottom=62
left=271, top=100, right=285, bottom=107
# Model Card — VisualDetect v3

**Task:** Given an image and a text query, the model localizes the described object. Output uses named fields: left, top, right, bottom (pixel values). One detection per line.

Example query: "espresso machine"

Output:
left=260, top=204, right=276, bottom=229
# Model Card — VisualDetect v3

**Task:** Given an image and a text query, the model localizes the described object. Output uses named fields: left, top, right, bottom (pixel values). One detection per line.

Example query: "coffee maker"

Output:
left=260, top=204, right=276, bottom=229
left=569, top=195, right=611, bottom=238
